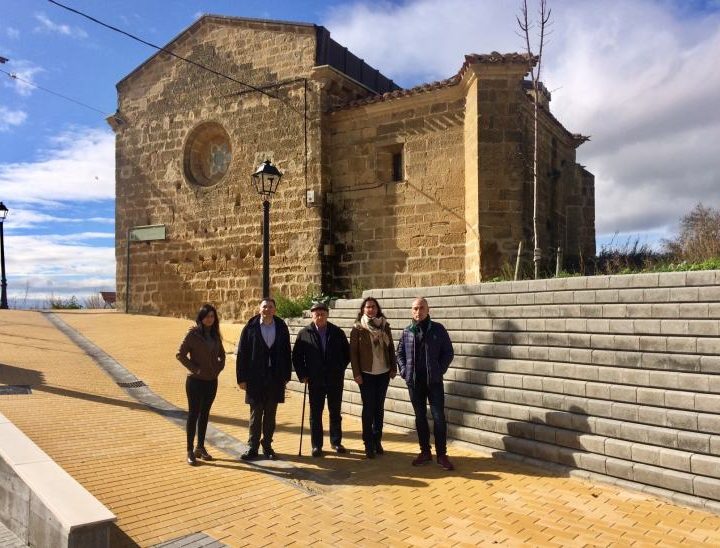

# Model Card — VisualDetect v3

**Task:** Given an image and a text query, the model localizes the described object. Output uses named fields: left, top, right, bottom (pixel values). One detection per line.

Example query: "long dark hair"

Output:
left=196, top=303, right=222, bottom=340
left=356, top=297, right=385, bottom=321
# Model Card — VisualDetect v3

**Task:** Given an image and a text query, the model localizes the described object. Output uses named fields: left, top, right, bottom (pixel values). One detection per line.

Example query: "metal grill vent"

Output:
left=117, top=380, right=146, bottom=388
left=153, top=532, right=226, bottom=547
left=0, top=385, right=32, bottom=396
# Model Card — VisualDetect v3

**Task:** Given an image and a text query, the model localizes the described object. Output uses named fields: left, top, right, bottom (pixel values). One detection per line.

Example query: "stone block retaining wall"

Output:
left=286, top=271, right=720, bottom=510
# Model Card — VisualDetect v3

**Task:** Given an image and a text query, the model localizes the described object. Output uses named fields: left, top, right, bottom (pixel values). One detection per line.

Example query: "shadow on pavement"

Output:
left=0, top=362, right=501, bottom=490
left=0, top=362, right=45, bottom=387
left=109, top=523, right=140, bottom=548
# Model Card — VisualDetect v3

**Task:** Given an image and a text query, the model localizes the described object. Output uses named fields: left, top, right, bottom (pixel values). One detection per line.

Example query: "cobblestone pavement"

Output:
left=1, top=309, right=720, bottom=547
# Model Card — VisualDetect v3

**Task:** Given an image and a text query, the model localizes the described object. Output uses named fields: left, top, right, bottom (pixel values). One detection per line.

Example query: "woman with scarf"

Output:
left=350, top=297, right=397, bottom=458
left=176, top=303, right=225, bottom=466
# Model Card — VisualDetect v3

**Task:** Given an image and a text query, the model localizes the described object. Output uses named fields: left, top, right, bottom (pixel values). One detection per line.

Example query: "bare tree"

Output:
left=518, top=0, right=551, bottom=278
left=664, top=203, right=720, bottom=263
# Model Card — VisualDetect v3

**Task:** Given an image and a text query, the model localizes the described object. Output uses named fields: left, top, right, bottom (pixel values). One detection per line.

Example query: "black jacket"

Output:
left=292, top=322, right=350, bottom=385
left=236, top=315, right=292, bottom=405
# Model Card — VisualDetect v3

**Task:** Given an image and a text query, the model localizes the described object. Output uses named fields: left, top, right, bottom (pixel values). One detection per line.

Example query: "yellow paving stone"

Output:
left=2, top=309, right=720, bottom=546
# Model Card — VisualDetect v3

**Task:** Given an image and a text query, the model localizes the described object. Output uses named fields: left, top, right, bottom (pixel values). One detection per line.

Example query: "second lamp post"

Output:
left=0, top=201, right=8, bottom=309
left=251, top=160, right=283, bottom=299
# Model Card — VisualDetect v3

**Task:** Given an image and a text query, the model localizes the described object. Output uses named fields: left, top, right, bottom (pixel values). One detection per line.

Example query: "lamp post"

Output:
left=0, top=202, right=8, bottom=309
left=251, top=160, right=283, bottom=299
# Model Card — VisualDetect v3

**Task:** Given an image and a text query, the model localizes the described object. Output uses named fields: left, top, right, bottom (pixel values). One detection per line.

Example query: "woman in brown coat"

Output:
left=176, top=303, right=225, bottom=466
left=350, top=297, right=396, bottom=458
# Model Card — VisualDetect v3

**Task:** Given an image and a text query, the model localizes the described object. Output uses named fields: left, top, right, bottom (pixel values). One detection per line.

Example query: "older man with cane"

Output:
left=292, top=302, right=350, bottom=457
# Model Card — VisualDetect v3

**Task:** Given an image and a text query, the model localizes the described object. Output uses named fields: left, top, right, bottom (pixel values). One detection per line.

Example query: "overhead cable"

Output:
left=1, top=67, right=109, bottom=116
left=47, top=0, right=304, bottom=116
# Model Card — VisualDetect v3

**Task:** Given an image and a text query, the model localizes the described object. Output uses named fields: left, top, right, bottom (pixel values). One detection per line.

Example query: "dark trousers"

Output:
left=186, top=377, right=218, bottom=451
left=308, top=377, right=343, bottom=449
left=248, top=393, right=279, bottom=451
left=359, top=371, right=390, bottom=448
left=408, top=381, right=447, bottom=456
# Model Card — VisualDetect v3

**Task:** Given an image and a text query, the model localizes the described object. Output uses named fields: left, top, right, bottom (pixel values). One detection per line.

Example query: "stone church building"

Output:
left=111, top=15, right=595, bottom=319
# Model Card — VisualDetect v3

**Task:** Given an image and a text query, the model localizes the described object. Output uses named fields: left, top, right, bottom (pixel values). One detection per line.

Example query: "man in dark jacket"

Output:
left=397, top=297, right=455, bottom=471
left=236, top=298, right=292, bottom=460
left=292, top=302, right=350, bottom=457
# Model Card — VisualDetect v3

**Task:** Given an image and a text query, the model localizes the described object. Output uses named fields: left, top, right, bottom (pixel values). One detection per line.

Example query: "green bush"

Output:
left=274, top=291, right=341, bottom=319
left=646, top=257, right=720, bottom=273
left=556, top=270, right=583, bottom=278
left=274, top=294, right=311, bottom=319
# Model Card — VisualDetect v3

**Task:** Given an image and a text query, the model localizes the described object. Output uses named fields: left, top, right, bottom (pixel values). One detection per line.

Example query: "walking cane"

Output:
left=298, top=381, right=308, bottom=456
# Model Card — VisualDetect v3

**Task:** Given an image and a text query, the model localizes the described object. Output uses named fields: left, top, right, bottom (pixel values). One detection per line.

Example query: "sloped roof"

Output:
left=117, top=14, right=398, bottom=94
left=118, top=15, right=315, bottom=88
left=332, top=52, right=537, bottom=111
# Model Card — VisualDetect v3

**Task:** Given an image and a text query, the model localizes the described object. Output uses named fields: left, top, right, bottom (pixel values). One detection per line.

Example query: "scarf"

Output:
left=360, top=315, right=391, bottom=374
left=360, top=314, right=390, bottom=347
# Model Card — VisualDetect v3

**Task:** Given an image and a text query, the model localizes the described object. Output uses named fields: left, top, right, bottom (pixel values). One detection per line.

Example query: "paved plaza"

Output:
left=1, top=309, right=720, bottom=547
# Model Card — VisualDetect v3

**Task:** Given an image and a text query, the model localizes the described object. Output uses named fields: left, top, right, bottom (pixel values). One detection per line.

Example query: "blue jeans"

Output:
left=408, top=381, right=447, bottom=456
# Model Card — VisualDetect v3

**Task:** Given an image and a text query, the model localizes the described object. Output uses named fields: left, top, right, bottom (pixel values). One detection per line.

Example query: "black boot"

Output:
left=194, top=446, right=213, bottom=461
left=187, top=450, right=198, bottom=466
left=375, top=440, right=384, bottom=455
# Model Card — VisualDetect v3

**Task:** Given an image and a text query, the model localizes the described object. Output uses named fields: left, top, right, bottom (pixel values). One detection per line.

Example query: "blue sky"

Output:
left=1, top=0, right=719, bottom=304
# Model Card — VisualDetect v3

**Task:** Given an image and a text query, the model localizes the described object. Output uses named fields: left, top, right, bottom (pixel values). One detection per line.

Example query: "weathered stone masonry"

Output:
left=112, top=15, right=594, bottom=319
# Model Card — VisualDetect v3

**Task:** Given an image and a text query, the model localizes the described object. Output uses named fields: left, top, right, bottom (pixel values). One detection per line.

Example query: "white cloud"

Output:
left=42, top=232, right=115, bottom=243
left=1, top=127, right=117, bottom=303
left=0, top=127, right=115, bottom=204
left=6, top=27, right=20, bottom=39
left=5, top=208, right=113, bottom=229
left=324, top=0, right=720, bottom=241
left=0, top=106, right=27, bottom=131
left=326, top=0, right=517, bottom=84
left=4, top=234, right=115, bottom=302
left=33, top=13, right=88, bottom=39
left=2, top=60, right=43, bottom=96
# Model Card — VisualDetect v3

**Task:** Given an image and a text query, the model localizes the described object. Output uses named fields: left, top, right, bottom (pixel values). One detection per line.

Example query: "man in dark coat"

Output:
left=397, top=297, right=455, bottom=471
left=292, top=302, right=350, bottom=457
left=236, top=298, right=292, bottom=460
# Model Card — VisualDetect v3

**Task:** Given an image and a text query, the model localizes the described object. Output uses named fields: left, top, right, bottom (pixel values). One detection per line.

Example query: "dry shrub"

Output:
left=596, top=236, right=667, bottom=275
left=83, top=293, right=106, bottom=309
left=663, top=203, right=720, bottom=263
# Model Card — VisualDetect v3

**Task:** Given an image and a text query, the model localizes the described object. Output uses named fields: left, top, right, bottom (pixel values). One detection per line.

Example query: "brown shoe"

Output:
left=437, top=454, right=455, bottom=471
left=411, top=451, right=432, bottom=466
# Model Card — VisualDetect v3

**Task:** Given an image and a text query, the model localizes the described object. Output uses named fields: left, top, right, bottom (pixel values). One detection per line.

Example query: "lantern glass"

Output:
left=0, top=202, right=7, bottom=222
left=251, top=160, right=283, bottom=198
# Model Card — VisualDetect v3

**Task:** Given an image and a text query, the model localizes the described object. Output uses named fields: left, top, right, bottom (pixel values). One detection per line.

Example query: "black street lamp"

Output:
left=251, top=160, right=283, bottom=299
left=0, top=202, right=8, bottom=309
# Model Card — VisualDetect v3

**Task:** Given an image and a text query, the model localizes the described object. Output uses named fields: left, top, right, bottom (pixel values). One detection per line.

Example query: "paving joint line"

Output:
left=45, top=312, right=332, bottom=496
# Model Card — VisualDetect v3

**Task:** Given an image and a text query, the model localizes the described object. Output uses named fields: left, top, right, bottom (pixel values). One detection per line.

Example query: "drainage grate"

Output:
left=0, top=385, right=32, bottom=396
left=153, top=532, right=226, bottom=548
left=117, top=380, right=146, bottom=388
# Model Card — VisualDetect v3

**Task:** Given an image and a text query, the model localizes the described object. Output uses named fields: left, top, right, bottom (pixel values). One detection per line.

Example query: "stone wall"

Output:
left=287, top=270, right=720, bottom=509
left=326, top=61, right=595, bottom=291
left=113, top=16, right=595, bottom=319
left=326, top=85, right=468, bottom=293
left=114, top=18, right=329, bottom=319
